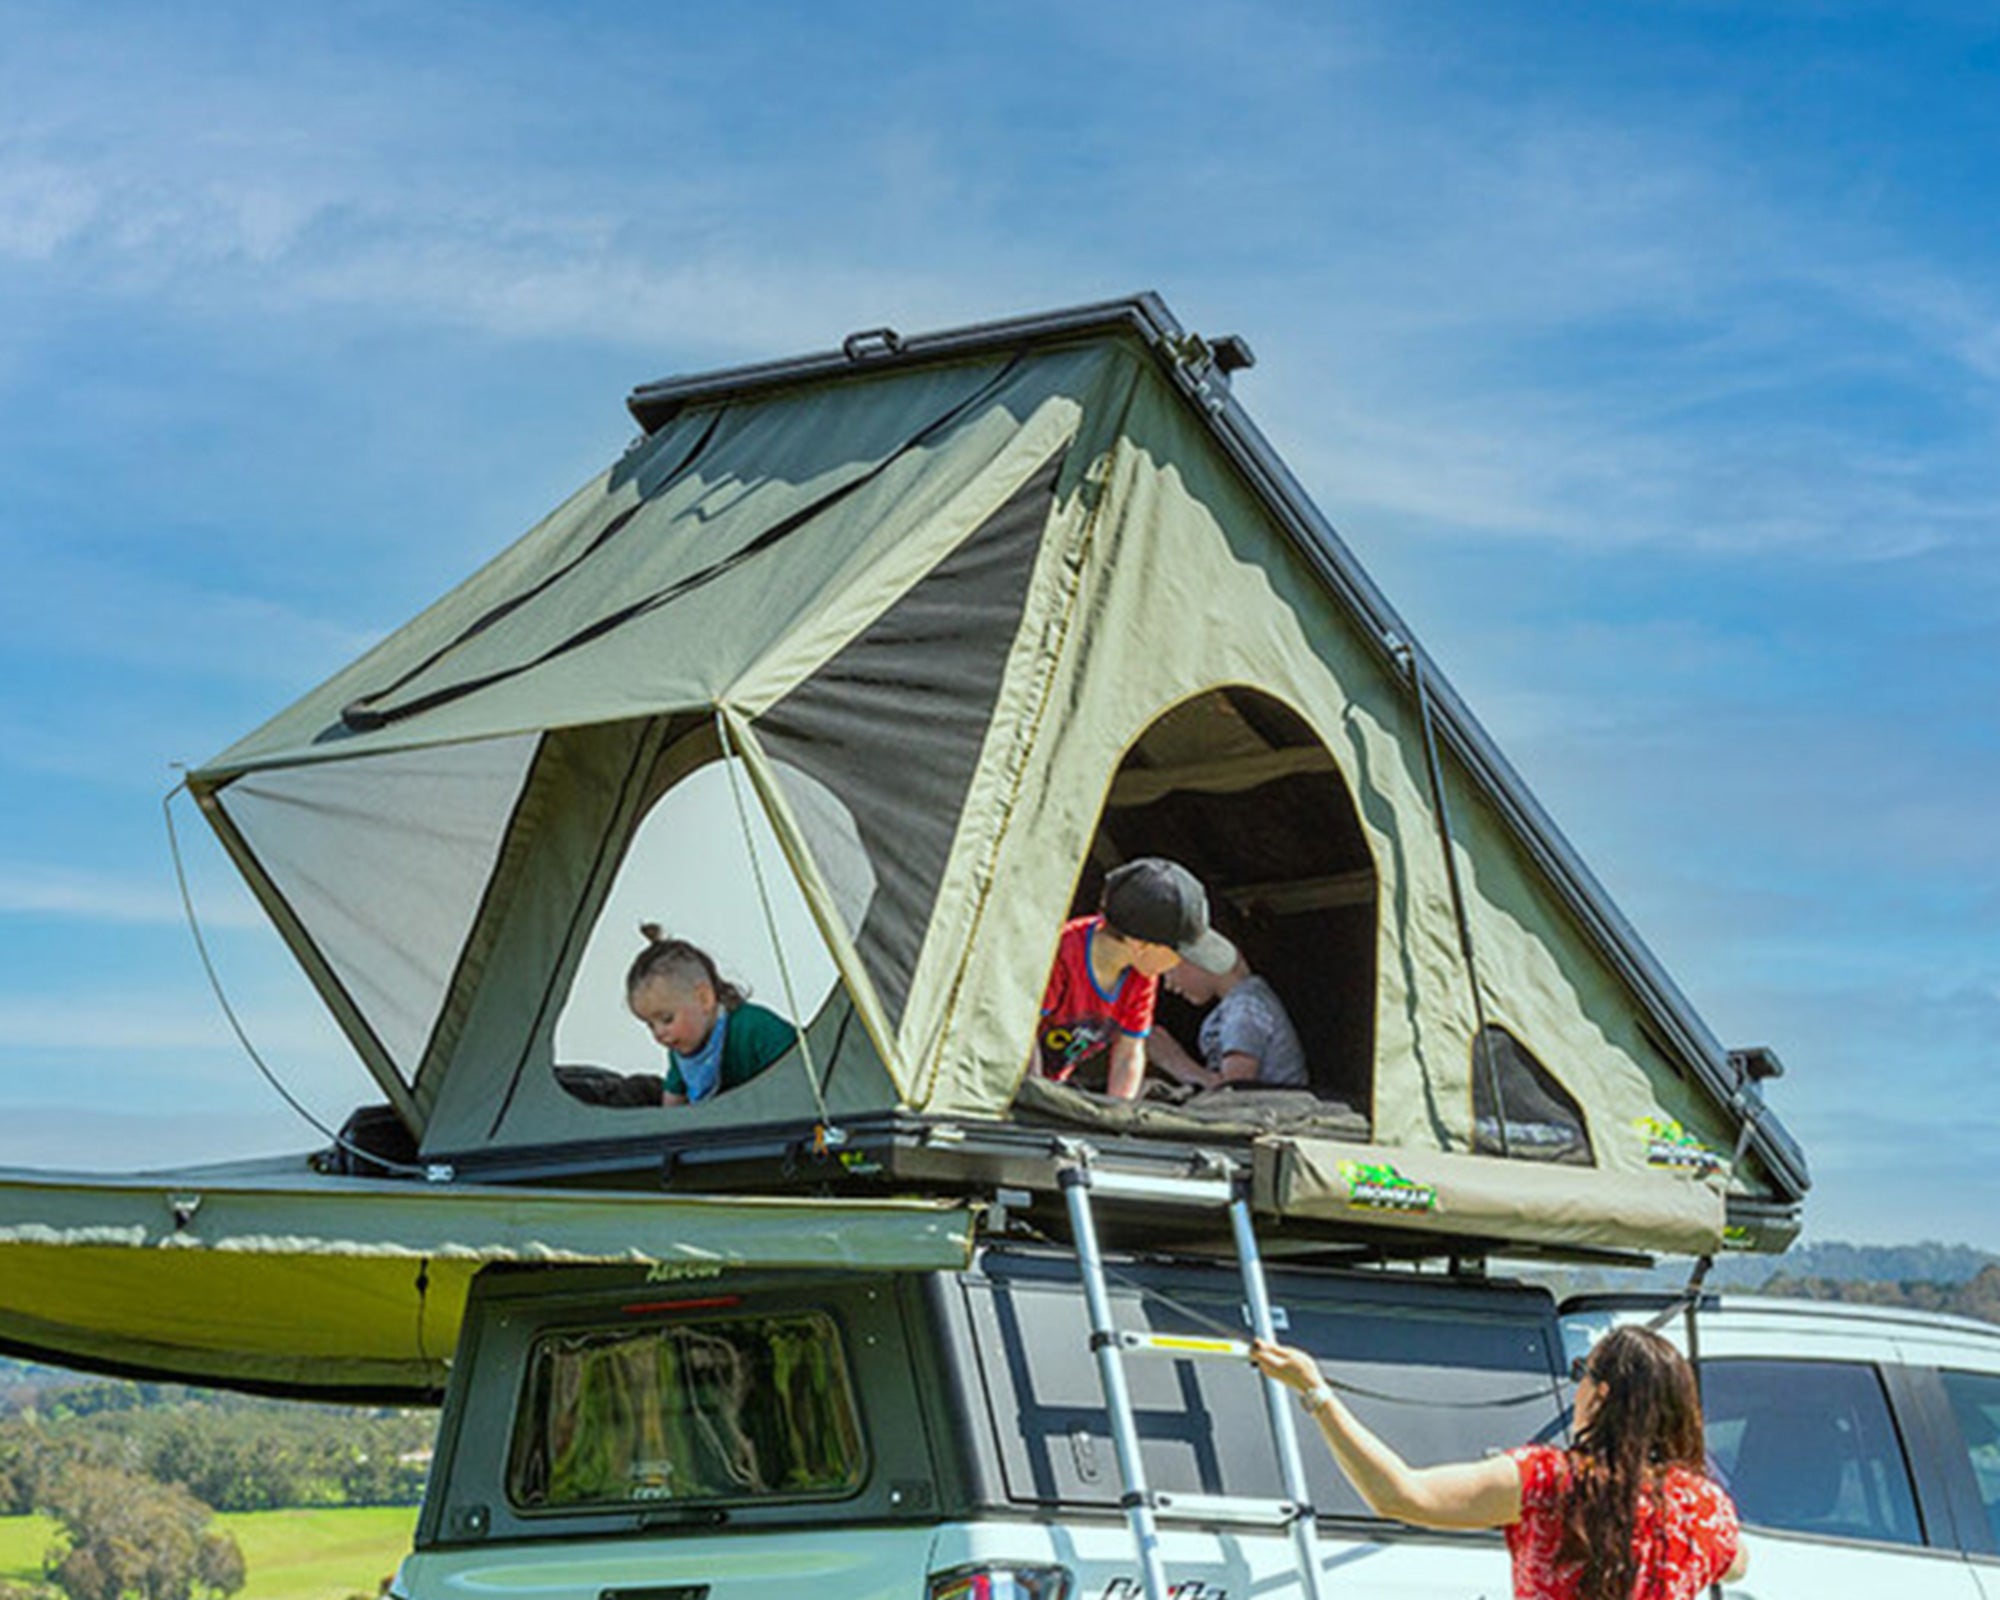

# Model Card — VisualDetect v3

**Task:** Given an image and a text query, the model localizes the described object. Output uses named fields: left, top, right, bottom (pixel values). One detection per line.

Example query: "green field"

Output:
left=0, top=1505, right=418, bottom=1600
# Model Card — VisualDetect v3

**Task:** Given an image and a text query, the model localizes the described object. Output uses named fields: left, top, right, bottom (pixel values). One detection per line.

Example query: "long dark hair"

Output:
left=625, top=923, right=747, bottom=1010
left=1558, top=1325, right=1707, bottom=1600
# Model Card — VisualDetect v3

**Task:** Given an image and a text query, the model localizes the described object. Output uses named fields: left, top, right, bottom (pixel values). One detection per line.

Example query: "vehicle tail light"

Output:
left=928, top=1564, right=1072, bottom=1600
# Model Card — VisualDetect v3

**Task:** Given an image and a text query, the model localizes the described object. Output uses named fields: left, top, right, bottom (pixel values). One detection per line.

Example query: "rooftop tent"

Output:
left=184, top=296, right=1805, bottom=1254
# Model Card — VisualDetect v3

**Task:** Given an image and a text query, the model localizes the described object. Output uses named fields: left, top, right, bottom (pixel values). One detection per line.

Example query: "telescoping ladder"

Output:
left=1058, top=1149, right=1330, bottom=1600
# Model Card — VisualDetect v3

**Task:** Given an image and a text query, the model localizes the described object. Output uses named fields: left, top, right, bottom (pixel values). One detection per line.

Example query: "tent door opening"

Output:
left=1073, top=687, right=1378, bottom=1124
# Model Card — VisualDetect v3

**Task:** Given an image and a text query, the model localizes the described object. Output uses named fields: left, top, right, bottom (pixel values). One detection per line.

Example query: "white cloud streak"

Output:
left=0, top=993, right=343, bottom=1056
left=0, top=864, right=263, bottom=929
left=0, top=2, right=1992, bottom=583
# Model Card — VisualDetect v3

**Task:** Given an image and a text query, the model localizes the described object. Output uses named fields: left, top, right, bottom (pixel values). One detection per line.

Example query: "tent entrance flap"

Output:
left=415, top=714, right=906, bottom=1160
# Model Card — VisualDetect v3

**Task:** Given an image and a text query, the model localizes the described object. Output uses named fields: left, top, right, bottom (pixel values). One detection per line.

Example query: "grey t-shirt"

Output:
left=1197, top=975, right=1308, bottom=1088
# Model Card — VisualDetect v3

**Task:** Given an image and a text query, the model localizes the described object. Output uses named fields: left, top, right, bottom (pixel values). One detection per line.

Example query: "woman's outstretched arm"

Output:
left=1250, top=1339, right=1523, bottom=1531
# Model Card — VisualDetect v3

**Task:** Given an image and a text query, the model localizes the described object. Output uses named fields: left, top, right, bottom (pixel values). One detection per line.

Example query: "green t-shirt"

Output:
left=663, top=1001, right=796, bottom=1101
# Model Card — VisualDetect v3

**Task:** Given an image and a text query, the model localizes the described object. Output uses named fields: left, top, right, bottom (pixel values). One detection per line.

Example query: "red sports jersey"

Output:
left=1505, top=1446, right=1740, bottom=1600
left=1037, top=915, right=1155, bottom=1083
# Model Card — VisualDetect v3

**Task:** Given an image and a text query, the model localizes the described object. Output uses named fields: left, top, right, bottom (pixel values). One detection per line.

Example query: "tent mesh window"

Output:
left=506, top=1311, right=866, bottom=1510
left=1470, top=1026, right=1594, bottom=1165
left=1076, top=687, right=1377, bottom=1118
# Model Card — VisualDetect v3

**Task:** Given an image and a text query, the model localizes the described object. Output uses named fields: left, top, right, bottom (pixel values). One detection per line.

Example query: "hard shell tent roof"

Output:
left=181, top=295, right=1803, bottom=1255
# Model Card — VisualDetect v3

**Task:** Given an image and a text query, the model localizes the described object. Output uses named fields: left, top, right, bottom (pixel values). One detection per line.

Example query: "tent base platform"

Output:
left=385, top=1101, right=1790, bottom=1261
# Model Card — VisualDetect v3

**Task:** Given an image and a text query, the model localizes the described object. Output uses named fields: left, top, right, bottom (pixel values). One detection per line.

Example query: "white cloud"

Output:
left=0, top=155, right=99, bottom=259
left=0, top=993, right=339, bottom=1056
left=0, top=863, right=263, bottom=929
left=0, top=1, right=1991, bottom=584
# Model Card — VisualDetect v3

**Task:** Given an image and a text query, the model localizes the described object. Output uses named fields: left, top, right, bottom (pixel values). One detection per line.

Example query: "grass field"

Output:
left=0, top=1504, right=418, bottom=1600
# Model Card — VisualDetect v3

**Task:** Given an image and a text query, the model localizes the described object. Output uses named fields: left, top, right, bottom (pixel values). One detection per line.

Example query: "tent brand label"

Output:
left=643, top=1261, right=726, bottom=1284
left=1633, top=1117, right=1723, bottom=1178
left=1338, top=1160, right=1438, bottom=1213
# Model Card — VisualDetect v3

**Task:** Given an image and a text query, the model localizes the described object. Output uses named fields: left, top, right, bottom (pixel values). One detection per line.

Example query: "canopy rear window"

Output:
left=506, top=1310, right=867, bottom=1510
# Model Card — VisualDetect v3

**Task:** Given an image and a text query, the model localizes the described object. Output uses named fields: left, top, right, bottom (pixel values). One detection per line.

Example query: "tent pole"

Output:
left=1397, top=643, right=1512, bottom=1158
left=714, top=710, right=834, bottom=1131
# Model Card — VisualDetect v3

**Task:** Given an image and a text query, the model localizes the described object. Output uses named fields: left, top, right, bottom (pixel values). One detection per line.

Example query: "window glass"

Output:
left=1701, top=1358, right=1922, bottom=1546
left=507, top=1312, right=866, bottom=1509
left=967, top=1257, right=1561, bottom=1519
left=1940, top=1369, right=2000, bottom=1548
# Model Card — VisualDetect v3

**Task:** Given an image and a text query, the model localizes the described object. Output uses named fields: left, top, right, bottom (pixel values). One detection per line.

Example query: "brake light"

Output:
left=619, top=1295, right=743, bottom=1315
left=928, top=1565, right=1071, bottom=1600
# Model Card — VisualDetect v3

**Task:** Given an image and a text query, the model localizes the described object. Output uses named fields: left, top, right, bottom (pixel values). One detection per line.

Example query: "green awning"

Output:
left=0, top=1159, right=979, bottom=1399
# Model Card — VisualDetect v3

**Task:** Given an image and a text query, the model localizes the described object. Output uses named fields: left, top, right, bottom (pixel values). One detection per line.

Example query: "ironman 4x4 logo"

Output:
left=1632, top=1117, right=1724, bottom=1178
left=1338, top=1160, right=1438, bottom=1214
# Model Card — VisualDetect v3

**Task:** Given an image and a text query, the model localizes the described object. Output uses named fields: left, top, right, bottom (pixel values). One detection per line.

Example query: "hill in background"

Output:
left=1494, top=1239, right=2000, bottom=1323
left=1709, top=1239, right=1999, bottom=1288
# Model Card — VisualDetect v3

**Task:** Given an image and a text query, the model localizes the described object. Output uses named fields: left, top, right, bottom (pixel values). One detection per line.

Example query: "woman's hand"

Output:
left=1250, top=1338, right=1323, bottom=1394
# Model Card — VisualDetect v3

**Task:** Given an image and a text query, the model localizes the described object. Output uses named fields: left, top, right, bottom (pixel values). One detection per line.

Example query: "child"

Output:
left=626, top=924, right=796, bottom=1106
left=1037, top=857, right=1237, bottom=1100
left=1147, top=950, right=1309, bottom=1091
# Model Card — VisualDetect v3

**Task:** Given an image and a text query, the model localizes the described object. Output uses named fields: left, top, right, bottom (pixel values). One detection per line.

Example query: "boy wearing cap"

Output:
left=1036, top=857, right=1238, bottom=1100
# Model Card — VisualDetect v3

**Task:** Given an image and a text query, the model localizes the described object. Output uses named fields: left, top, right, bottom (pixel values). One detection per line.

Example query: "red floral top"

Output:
left=1505, top=1446, right=1740, bottom=1600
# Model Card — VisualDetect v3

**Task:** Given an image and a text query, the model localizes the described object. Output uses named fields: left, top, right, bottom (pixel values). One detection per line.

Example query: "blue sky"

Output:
left=0, top=1, right=1994, bottom=1247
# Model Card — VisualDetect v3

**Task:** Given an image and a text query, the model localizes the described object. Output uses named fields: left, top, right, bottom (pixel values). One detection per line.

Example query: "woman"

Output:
left=1252, top=1325, right=1746, bottom=1600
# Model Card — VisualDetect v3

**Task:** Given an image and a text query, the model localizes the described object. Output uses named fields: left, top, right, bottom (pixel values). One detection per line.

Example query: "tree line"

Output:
left=0, top=1376, right=433, bottom=1600
left=0, top=1466, right=248, bottom=1600
left=1758, top=1260, right=2000, bottom=1324
left=0, top=1381, right=433, bottom=1515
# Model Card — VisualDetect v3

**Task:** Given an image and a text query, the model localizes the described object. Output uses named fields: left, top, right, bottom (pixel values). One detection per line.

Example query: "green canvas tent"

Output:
left=186, top=297, right=1802, bottom=1244
left=0, top=299, right=1809, bottom=1395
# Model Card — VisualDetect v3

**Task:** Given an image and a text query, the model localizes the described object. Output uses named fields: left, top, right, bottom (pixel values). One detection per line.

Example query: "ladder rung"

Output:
left=1117, top=1331, right=1249, bottom=1359
left=1075, top=1168, right=1235, bottom=1206
left=1150, top=1491, right=1302, bottom=1526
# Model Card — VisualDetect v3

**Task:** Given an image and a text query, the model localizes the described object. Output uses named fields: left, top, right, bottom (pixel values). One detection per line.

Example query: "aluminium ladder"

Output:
left=1058, top=1149, right=1331, bottom=1600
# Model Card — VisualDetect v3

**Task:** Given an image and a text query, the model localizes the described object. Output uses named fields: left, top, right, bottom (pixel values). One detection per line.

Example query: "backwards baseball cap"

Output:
left=1101, top=857, right=1239, bottom=973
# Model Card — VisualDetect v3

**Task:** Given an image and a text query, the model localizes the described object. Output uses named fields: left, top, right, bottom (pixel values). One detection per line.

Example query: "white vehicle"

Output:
left=1564, top=1294, right=2000, bottom=1599
left=396, top=1243, right=1572, bottom=1600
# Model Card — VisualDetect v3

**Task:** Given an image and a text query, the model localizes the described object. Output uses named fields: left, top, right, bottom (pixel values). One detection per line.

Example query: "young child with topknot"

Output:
left=625, top=925, right=795, bottom=1106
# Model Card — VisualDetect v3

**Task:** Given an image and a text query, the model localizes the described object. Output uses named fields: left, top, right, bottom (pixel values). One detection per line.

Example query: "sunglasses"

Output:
left=1569, top=1355, right=1596, bottom=1384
